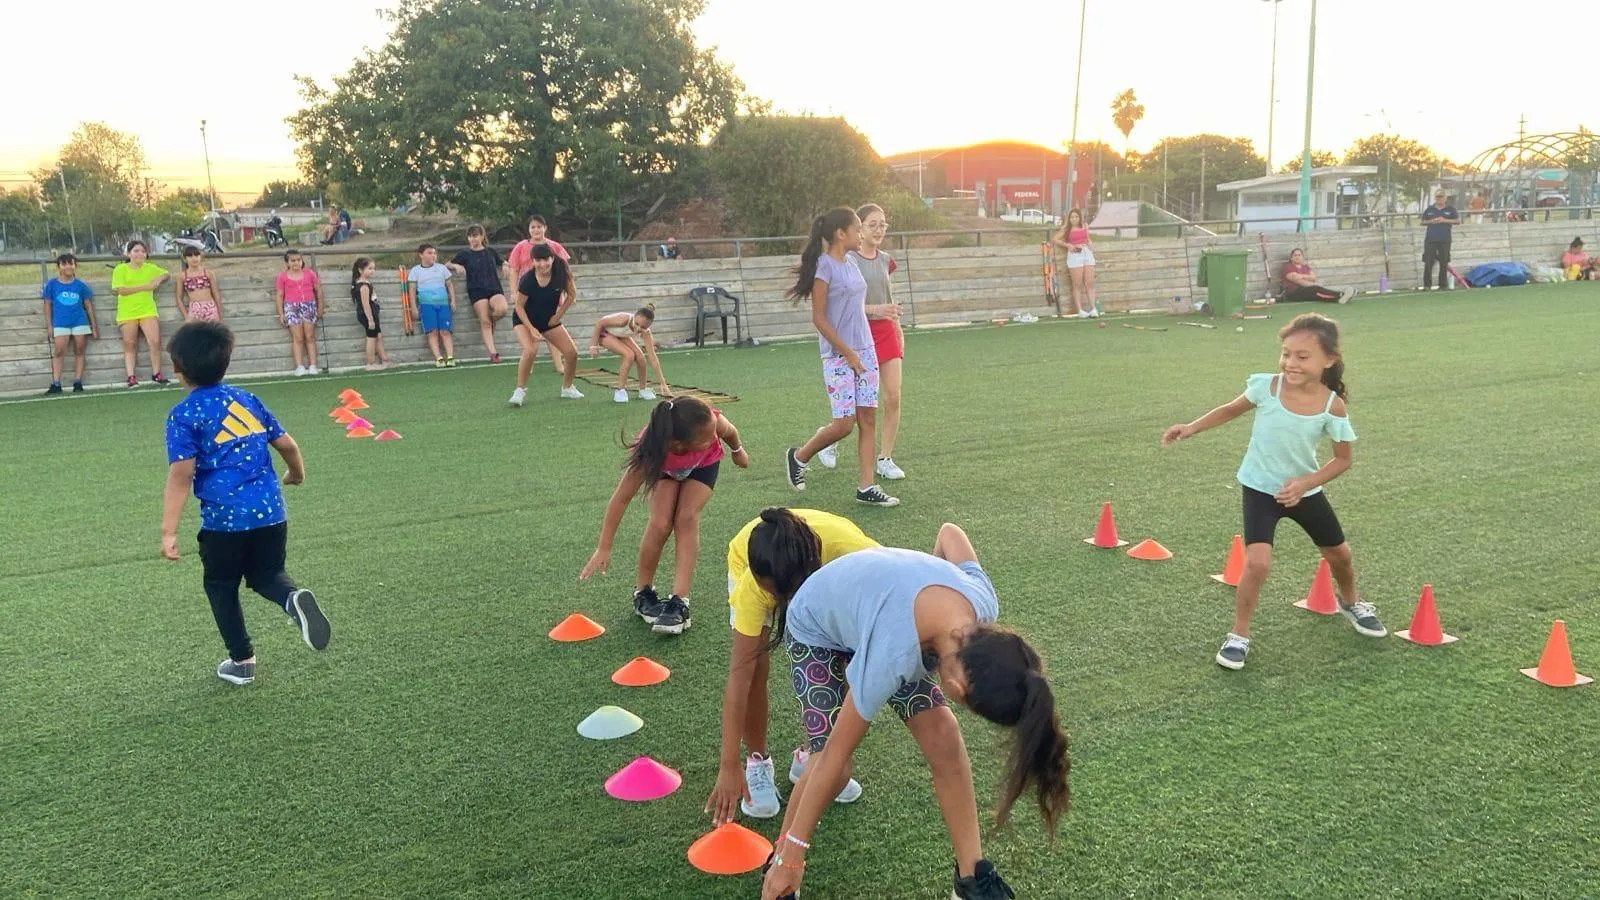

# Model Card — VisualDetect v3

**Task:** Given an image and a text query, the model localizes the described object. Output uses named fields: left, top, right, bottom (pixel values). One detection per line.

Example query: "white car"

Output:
left=1003, top=209, right=1062, bottom=225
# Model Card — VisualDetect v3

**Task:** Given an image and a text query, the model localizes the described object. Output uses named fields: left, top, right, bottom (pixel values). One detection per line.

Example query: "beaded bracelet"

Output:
left=784, top=833, right=811, bottom=850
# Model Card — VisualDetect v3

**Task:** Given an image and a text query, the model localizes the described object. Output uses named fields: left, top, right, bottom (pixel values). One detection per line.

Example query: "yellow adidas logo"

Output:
left=213, top=401, right=267, bottom=445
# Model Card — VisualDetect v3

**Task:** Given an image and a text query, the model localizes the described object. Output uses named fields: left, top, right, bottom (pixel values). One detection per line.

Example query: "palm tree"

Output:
left=1111, top=89, right=1145, bottom=157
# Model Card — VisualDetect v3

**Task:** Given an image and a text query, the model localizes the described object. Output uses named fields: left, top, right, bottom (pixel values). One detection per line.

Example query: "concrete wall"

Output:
left=3, top=218, right=1593, bottom=397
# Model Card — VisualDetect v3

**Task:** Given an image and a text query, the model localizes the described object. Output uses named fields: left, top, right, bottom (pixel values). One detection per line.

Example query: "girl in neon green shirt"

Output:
left=110, top=240, right=171, bottom=386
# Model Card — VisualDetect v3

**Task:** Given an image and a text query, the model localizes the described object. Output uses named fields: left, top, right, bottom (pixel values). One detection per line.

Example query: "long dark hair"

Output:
left=1066, top=207, right=1084, bottom=229
left=787, top=208, right=859, bottom=303
left=625, top=396, right=713, bottom=491
left=746, top=508, right=823, bottom=647
left=529, top=243, right=575, bottom=297
left=958, top=625, right=1071, bottom=835
left=351, top=257, right=373, bottom=284
left=1280, top=312, right=1347, bottom=400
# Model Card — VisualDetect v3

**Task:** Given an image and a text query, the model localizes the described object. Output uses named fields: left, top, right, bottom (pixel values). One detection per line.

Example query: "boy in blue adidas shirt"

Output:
left=160, top=321, right=330, bottom=685
left=40, top=253, right=99, bottom=393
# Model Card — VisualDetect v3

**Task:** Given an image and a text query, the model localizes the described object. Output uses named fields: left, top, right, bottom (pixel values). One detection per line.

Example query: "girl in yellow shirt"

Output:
left=110, top=240, right=171, bottom=386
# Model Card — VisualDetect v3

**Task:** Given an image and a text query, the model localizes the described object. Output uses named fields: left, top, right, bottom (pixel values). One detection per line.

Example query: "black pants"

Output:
left=1284, top=284, right=1341, bottom=303
left=198, top=522, right=298, bottom=662
left=1422, top=239, right=1452, bottom=288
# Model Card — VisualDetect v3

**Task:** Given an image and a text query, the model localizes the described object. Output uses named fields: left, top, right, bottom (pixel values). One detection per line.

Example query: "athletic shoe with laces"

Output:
left=295, top=365, right=308, bottom=376
left=613, top=388, right=629, bottom=403
left=856, top=485, right=900, bottom=507
left=638, top=387, right=657, bottom=400
left=72, top=381, right=84, bottom=393
left=508, top=387, right=526, bottom=407
left=1339, top=600, right=1388, bottom=638
left=444, top=357, right=457, bottom=368
left=307, top=365, right=320, bottom=375
left=46, top=382, right=62, bottom=394
left=953, top=859, right=1016, bottom=900
left=559, top=385, right=584, bottom=399
left=788, top=749, right=863, bottom=803
left=633, top=585, right=667, bottom=624
left=785, top=448, right=807, bottom=491
left=490, top=353, right=502, bottom=364
left=152, top=372, right=170, bottom=385
left=1216, top=632, right=1250, bottom=670
left=876, top=457, right=905, bottom=480
left=653, top=594, right=692, bottom=635
left=286, top=589, right=331, bottom=651
left=1338, top=287, right=1355, bottom=304
left=434, top=357, right=446, bottom=368
left=216, top=658, right=255, bottom=685
left=741, top=753, right=782, bottom=818
left=126, top=376, right=139, bottom=388
left=815, top=443, right=837, bottom=469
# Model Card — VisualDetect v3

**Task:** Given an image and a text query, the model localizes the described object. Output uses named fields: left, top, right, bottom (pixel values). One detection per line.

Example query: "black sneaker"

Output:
left=1338, top=600, right=1388, bottom=638
left=152, top=372, right=171, bottom=385
left=633, top=585, right=667, bottom=624
left=653, top=595, right=692, bottom=635
left=286, top=589, right=331, bottom=651
left=45, top=382, right=62, bottom=394
left=1215, top=633, right=1250, bottom=670
left=855, top=485, right=900, bottom=507
left=216, top=658, right=255, bottom=685
left=953, top=859, right=1015, bottom=900
left=785, top=447, right=807, bottom=491
left=72, top=381, right=83, bottom=393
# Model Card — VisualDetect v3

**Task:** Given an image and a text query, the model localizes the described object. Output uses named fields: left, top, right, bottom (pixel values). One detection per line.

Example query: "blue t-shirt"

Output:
left=1423, top=205, right=1457, bottom=242
left=409, top=263, right=451, bottom=305
left=786, top=547, right=1000, bottom=720
left=165, top=385, right=288, bottom=533
left=1235, top=373, right=1356, bottom=496
left=814, top=253, right=872, bottom=358
left=42, top=278, right=93, bottom=328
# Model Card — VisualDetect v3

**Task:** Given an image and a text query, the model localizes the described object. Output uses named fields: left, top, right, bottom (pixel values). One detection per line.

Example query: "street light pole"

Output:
left=1264, top=0, right=1283, bottom=175
left=58, top=169, right=77, bottom=252
left=1064, top=0, right=1088, bottom=213
left=1295, top=0, right=1318, bottom=231
left=200, top=119, right=217, bottom=213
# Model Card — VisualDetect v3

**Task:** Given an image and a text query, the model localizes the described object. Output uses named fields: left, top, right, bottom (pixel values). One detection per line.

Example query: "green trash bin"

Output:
left=1196, top=248, right=1250, bottom=318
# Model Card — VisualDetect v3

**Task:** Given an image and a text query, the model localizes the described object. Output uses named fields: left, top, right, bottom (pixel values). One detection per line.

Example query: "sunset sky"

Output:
left=1, top=0, right=1586, bottom=204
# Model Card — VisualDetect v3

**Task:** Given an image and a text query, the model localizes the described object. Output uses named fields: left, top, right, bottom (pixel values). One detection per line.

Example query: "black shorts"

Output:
left=469, top=289, right=504, bottom=303
left=663, top=460, right=719, bottom=489
left=514, top=310, right=558, bottom=334
left=1242, top=485, right=1345, bottom=547
left=356, top=304, right=381, bottom=338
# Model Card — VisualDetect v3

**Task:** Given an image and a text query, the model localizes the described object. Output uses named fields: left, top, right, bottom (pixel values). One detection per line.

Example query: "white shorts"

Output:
left=53, top=326, right=92, bottom=337
left=1065, top=248, right=1096, bottom=269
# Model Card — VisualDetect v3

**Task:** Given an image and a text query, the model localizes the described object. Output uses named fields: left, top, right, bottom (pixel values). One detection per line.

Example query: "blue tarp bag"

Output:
left=1465, top=262, right=1528, bottom=287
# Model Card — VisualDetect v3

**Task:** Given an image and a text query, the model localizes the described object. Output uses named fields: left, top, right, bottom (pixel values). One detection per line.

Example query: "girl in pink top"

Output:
left=581, top=397, right=749, bottom=636
left=506, top=215, right=571, bottom=374
left=1561, top=238, right=1592, bottom=280
left=176, top=246, right=223, bottom=322
left=1050, top=208, right=1098, bottom=317
left=274, top=249, right=324, bottom=375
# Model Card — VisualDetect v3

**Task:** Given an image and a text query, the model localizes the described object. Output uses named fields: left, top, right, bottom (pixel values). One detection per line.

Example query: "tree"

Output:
left=254, top=180, right=323, bottom=208
left=290, top=0, right=745, bottom=227
left=1138, top=135, right=1265, bottom=216
left=1342, top=134, right=1441, bottom=208
left=0, top=188, right=49, bottom=249
left=707, top=115, right=883, bottom=237
left=32, top=122, right=150, bottom=251
left=1110, top=89, right=1144, bottom=154
left=133, top=193, right=210, bottom=236
left=1279, top=151, right=1339, bottom=174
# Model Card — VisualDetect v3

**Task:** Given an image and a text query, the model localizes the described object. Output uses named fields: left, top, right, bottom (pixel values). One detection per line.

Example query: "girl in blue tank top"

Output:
left=1162, top=313, right=1387, bottom=671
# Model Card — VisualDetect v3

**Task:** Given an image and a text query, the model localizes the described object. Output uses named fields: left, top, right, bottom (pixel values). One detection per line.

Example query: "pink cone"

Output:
left=605, top=756, right=682, bottom=801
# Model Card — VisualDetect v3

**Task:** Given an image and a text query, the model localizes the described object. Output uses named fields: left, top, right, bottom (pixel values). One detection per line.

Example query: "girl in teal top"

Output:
left=1162, top=313, right=1386, bottom=671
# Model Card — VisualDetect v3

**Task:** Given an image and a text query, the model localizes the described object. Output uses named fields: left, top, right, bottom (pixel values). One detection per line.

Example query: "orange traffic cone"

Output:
left=1126, top=539, right=1172, bottom=561
left=687, top=822, right=774, bottom=875
left=1521, top=620, right=1592, bottom=687
left=338, top=388, right=362, bottom=403
left=333, top=408, right=357, bottom=424
left=374, top=429, right=402, bottom=441
left=548, top=613, right=605, bottom=642
left=612, top=656, right=671, bottom=687
left=343, top=398, right=369, bottom=411
left=345, top=427, right=375, bottom=438
left=1397, top=585, right=1458, bottom=646
left=1083, top=502, right=1129, bottom=548
left=1293, top=559, right=1339, bottom=615
left=1211, top=535, right=1245, bottom=585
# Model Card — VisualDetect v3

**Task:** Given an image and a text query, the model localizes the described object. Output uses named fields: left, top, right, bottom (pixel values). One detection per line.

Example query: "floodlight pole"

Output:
left=200, top=120, right=218, bottom=213
left=1296, top=0, right=1318, bottom=231
left=1264, top=0, right=1283, bottom=175
left=1065, top=0, right=1087, bottom=213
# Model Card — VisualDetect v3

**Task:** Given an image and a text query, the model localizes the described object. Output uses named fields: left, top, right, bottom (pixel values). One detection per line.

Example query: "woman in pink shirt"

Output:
left=1050, top=208, right=1098, bottom=317
left=1278, top=249, right=1351, bottom=303
left=505, top=215, right=570, bottom=373
left=1560, top=238, right=1592, bottom=280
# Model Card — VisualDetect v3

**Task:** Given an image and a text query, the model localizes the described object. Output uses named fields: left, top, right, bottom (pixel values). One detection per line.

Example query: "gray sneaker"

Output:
left=1215, top=633, right=1250, bottom=670
left=287, top=589, right=331, bottom=651
left=785, top=448, right=807, bottom=491
left=1339, top=600, right=1388, bottom=637
left=855, top=485, right=900, bottom=507
left=217, top=659, right=255, bottom=685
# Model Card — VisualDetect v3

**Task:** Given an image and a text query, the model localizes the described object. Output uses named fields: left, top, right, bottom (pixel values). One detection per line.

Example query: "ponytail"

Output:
left=787, top=207, right=858, bottom=303
left=624, top=397, right=713, bottom=493
left=746, top=508, right=824, bottom=648
left=1323, top=359, right=1348, bottom=401
left=958, top=626, right=1071, bottom=835
left=351, top=257, right=373, bottom=284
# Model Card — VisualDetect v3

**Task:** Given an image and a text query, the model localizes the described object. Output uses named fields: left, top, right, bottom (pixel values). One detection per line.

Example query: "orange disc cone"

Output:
left=1521, top=620, right=1593, bottom=687
left=1083, top=501, right=1129, bottom=548
left=1211, top=535, right=1245, bottom=585
left=1397, top=584, right=1458, bottom=646
left=345, top=427, right=375, bottom=438
left=687, top=822, right=775, bottom=875
left=333, top=408, right=357, bottom=424
left=1126, top=539, right=1172, bottom=561
left=338, top=388, right=363, bottom=403
left=374, top=429, right=403, bottom=441
left=343, top=398, right=370, bottom=411
left=328, top=407, right=345, bottom=418
left=1293, top=559, right=1339, bottom=615
left=612, top=656, right=671, bottom=687
left=548, top=613, right=605, bottom=642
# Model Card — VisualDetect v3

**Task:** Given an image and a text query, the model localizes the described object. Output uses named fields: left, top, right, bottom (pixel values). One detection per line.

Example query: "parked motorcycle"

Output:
left=169, top=214, right=227, bottom=255
left=263, top=208, right=287, bottom=248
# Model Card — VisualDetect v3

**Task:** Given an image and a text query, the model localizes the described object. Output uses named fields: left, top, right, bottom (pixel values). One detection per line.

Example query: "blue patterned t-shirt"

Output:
left=165, top=385, right=287, bottom=532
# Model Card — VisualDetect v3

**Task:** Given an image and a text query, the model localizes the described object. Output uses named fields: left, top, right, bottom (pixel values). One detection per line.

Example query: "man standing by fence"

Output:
left=1420, top=191, right=1460, bottom=289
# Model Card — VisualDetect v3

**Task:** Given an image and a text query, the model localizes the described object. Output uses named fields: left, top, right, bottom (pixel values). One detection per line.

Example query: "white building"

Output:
left=1216, top=166, right=1379, bottom=232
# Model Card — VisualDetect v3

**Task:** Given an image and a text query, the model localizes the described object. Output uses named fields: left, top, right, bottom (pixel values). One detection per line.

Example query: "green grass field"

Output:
left=4, top=287, right=1599, bottom=898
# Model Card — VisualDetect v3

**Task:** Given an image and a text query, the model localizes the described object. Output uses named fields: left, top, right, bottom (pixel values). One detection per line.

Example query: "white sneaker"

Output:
left=307, top=365, right=319, bottom=375
left=789, top=748, right=863, bottom=803
left=741, top=753, right=782, bottom=818
left=508, top=387, right=526, bottom=407
left=816, top=444, right=838, bottom=469
left=613, top=388, right=629, bottom=403
left=876, top=457, right=906, bottom=480
left=1076, top=309, right=1091, bottom=319
left=294, top=365, right=307, bottom=377
left=638, top=387, right=657, bottom=401
left=559, top=386, right=584, bottom=399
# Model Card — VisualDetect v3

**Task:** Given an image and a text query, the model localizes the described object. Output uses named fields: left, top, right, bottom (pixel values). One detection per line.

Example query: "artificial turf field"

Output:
left=3, top=285, right=1599, bottom=898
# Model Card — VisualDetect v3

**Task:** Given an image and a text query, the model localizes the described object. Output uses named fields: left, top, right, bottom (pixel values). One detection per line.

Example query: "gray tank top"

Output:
left=847, top=250, right=893, bottom=308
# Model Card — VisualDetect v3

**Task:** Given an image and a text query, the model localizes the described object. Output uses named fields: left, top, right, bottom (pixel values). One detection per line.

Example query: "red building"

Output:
left=883, top=141, right=1096, bottom=216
